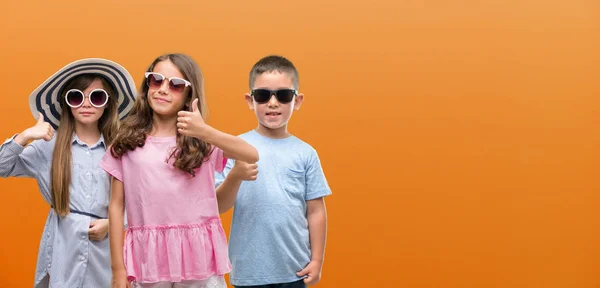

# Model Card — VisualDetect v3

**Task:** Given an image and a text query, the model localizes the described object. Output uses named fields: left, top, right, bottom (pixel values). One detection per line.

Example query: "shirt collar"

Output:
left=71, top=133, right=105, bottom=148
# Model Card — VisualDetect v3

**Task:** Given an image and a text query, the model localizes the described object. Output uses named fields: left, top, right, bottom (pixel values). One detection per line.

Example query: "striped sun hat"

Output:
left=29, top=58, right=137, bottom=129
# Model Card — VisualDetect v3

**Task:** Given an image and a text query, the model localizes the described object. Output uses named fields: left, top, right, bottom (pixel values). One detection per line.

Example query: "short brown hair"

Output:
left=249, top=55, right=299, bottom=90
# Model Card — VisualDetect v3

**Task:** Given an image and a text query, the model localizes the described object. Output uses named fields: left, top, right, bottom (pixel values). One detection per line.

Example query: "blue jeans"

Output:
left=234, top=280, right=306, bottom=288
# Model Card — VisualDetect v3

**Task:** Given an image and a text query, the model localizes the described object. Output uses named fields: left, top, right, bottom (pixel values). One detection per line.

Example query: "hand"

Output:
left=230, top=160, right=258, bottom=181
left=111, top=270, right=131, bottom=288
left=177, top=98, right=210, bottom=139
left=17, top=113, right=54, bottom=144
left=88, top=219, right=109, bottom=241
left=296, top=260, right=323, bottom=286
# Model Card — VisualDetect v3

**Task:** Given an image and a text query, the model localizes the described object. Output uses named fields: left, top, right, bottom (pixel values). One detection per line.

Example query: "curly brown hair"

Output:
left=110, top=53, right=213, bottom=176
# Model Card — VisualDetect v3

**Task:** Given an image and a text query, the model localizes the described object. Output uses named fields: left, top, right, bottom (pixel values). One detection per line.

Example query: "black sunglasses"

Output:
left=251, top=89, right=297, bottom=104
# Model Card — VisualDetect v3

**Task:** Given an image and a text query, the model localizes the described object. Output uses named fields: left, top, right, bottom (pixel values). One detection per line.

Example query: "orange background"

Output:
left=0, top=1, right=599, bottom=287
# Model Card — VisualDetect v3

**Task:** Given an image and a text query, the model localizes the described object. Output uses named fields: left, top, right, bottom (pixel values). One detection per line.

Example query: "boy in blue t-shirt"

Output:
left=216, top=55, right=332, bottom=287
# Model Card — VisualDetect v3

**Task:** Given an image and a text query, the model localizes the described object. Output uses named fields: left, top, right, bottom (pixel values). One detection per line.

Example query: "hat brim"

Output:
left=29, top=58, right=137, bottom=129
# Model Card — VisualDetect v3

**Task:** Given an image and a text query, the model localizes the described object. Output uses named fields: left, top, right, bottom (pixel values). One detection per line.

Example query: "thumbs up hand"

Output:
left=177, top=98, right=210, bottom=139
left=16, top=112, right=55, bottom=145
left=30, top=112, right=54, bottom=141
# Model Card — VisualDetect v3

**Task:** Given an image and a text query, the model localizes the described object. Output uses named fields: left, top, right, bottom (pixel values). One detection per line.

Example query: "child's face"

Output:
left=245, top=71, right=304, bottom=134
left=147, top=60, right=189, bottom=117
left=70, top=79, right=106, bottom=127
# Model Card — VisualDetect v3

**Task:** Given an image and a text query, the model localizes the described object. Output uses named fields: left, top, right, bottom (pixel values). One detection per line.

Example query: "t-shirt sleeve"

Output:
left=212, top=147, right=228, bottom=174
left=305, top=149, right=332, bottom=200
left=215, top=156, right=234, bottom=188
left=98, top=147, right=124, bottom=182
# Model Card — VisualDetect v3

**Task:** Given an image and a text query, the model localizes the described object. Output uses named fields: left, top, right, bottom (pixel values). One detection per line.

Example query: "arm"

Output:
left=204, top=127, right=258, bottom=163
left=215, top=160, right=258, bottom=214
left=0, top=136, right=41, bottom=178
left=307, top=198, right=327, bottom=264
left=176, top=99, right=259, bottom=163
left=297, top=149, right=332, bottom=286
left=108, top=177, right=130, bottom=288
left=0, top=113, right=54, bottom=178
left=215, top=174, right=242, bottom=214
left=296, top=198, right=327, bottom=286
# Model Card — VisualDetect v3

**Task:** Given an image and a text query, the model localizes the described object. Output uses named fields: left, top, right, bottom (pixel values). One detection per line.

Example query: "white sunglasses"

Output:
left=64, top=89, right=109, bottom=108
left=145, top=72, right=191, bottom=92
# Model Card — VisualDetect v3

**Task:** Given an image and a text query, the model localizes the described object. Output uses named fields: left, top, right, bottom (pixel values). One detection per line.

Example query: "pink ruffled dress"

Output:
left=99, top=135, right=231, bottom=283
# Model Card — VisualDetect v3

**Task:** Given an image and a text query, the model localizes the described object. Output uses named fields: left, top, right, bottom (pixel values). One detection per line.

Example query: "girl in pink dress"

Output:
left=100, top=53, right=259, bottom=288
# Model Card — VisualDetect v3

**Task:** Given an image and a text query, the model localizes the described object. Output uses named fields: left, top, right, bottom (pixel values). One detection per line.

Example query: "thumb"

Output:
left=89, top=220, right=98, bottom=228
left=296, top=267, right=309, bottom=277
left=191, top=98, right=199, bottom=113
left=37, top=112, right=44, bottom=124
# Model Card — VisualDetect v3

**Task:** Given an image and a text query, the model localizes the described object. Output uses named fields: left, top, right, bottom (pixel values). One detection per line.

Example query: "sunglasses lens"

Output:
left=90, top=90, right=108, bottom=107
left=147, top=73, right=164, bottom=88
left=169, top=78, right=187, bottom=93
left=252, top=89, right=271, bottom=103
left=66, top=90, right=84, bottom=107
left=276, top=89, right=295, bottom=103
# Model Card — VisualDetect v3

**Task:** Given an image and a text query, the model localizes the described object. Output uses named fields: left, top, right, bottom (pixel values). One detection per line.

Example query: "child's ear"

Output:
left=245, top=93, right=254, bottom=110
left=293, top=93, right=304, bottom=111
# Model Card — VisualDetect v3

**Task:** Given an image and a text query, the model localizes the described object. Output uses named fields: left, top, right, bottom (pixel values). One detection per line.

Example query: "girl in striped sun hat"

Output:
left=0, top=58, right=136, bottom=288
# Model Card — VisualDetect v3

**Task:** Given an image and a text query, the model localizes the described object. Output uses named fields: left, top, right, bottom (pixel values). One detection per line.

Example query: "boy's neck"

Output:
left=151, top=113, right=178, bottom=137
left=255, top=124, right=291, bottom=139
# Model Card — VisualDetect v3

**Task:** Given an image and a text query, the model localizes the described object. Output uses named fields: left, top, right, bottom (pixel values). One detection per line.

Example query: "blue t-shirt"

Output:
left=215, top=130, right=332, bottom=286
